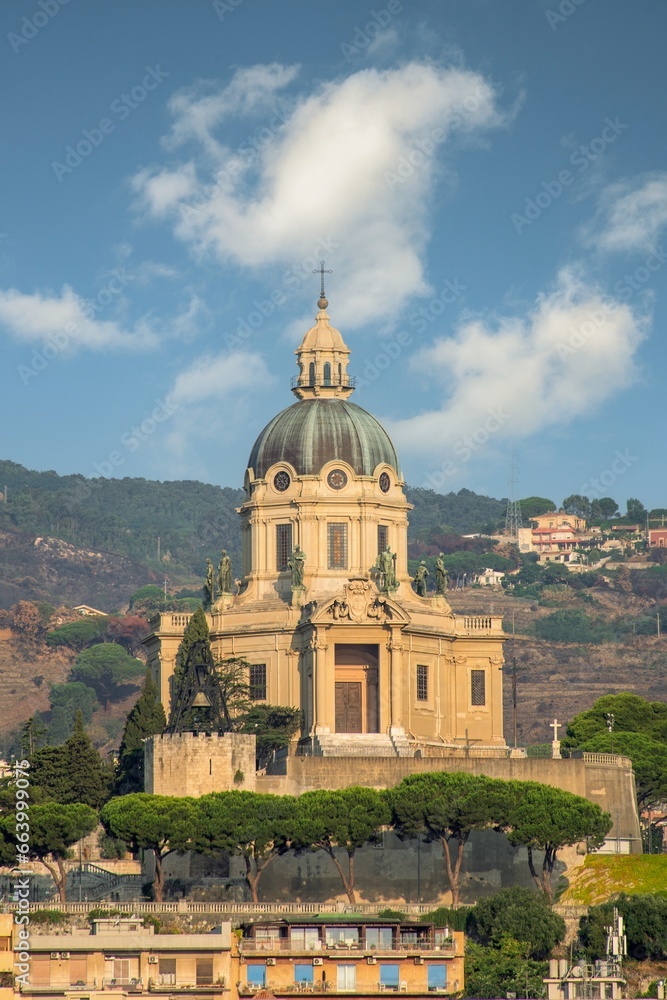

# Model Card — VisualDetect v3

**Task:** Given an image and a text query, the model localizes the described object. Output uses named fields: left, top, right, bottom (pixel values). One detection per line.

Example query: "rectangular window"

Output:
left=471, top=669, right=486, bottom=706
left=337, top=965, right=356, bottom=991
left=377, top=525, right=388, bottom=555
left=69, top=958, right=88, bottom=987
left=326, top=927, right=359, bottom=948
left=417, top=664, right=429, bottom=702
left=158, top=958, right=176, bottom=985
left=366, top=927, right=393, bottom=950
left=380, top=964, right=400, bottom=990
left=246, top=966, right=267, bottom=987
left=428, top=965, right=447, bottom=992
left=249, top=663, right=267, bottom=701
left=290, top=927, right=321, bottom=950
left=328, top=523, right=348, bottom=569
left=196, top=959, right=213, bottom=986
left=276, top=523, right=293, bottom=572
left=295, top=965, right=314, bottom=984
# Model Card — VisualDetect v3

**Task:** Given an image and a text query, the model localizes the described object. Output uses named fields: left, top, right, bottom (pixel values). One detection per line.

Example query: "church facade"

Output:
left=144, top=290, right=507, bottom=754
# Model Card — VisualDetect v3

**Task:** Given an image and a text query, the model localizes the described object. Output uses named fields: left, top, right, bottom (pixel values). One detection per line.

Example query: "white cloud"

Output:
left=132, top=61, right=509, bottom=328
left=386, top=268, right=649, bottom=473
left=0, top=285, right=159, bottom=351
left=582, top=173, right=667, bottom=252
left=162, top=349, right=275, bottom=477
left=162, top=64, right=300, bottom=157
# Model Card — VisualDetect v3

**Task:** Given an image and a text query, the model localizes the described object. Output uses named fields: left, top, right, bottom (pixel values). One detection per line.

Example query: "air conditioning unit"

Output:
left=367, top=957, right=377, bottom=965
left=313, top=958, right=324, bottom=966
left=414, top=958, right=424, bottom=966
left=61, top=953, right=71, bottom=960
left=50, top=953, right=60, bottom=960
left=148, top=957, right=158, bottom=965
left=266, top=959, right=276, bottom=967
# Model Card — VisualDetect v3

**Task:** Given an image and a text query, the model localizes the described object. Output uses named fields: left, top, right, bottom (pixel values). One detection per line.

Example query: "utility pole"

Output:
left=505, top=453, right=523, bottom=539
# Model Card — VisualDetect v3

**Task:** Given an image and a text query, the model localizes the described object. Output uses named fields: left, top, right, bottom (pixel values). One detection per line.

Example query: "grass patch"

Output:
left=561, top=855, right=667, bottom=904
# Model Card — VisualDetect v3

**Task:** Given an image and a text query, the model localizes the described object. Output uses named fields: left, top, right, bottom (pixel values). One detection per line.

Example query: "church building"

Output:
left=144, top=283, right=507, bottom=756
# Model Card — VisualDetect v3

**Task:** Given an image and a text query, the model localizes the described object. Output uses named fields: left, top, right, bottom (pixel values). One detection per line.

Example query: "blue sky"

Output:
left=1, top=0, right=666, bottom=511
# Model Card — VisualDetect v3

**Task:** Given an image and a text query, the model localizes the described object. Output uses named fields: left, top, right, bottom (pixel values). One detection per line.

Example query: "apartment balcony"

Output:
left=102, top=979, right=144, bottom=991
left=18, top=985, right=97, bottom=994
left=240, top=941, right=456, bottom=957
left=148, top=979, right=226, bottom=993
left=237, top=984, right=452, bottom=996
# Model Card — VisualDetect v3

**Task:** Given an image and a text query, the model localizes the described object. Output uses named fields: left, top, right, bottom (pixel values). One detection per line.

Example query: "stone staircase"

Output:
left=308, top=733, right=414, bottom=757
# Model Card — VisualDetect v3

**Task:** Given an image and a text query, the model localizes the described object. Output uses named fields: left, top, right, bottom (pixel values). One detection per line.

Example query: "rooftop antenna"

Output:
left=505, top=452, right=523, bottom=538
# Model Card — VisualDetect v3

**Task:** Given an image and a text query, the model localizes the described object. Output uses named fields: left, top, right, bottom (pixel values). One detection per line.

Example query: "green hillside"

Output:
left=0, top=461, right=507, bottom=595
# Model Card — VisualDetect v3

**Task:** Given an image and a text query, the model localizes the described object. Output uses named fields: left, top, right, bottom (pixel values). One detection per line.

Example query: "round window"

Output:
left=273, top=470, right=291, bottom=492
left=379, top=471, right=391, bottom=493
left=327, top=469, right=348, bottom=490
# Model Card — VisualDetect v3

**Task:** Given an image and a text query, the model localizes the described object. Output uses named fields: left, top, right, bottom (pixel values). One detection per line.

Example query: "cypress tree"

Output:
left=115, top=671, right=166, bottom=794
left=170, top=607, right=211, bottom=723
left=63, top=710, right=111, bottom=808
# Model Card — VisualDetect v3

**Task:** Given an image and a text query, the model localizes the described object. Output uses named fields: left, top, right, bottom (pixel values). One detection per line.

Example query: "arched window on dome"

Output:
left=308, top=362, right=315, bottom=386
left=338, top=363, right=342, bottom=384
left=323, top=362, right=332, bottom=386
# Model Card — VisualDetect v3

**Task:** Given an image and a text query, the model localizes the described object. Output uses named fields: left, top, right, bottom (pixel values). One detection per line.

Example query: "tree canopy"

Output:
left=100, top=793, right=198, bottom=902
left=468, top=885, right=565, bottom=959
left=46, top=616, right=107, bottom=650
left=195, top=790, right=296, bottom=902
left=579, top=893, right=667, bottom=961
left=30, top=710, right=111, bottom=808
left=293, top=787, right=391, bottom=903
left=504, top=781, right=612, bottom=899
left=70, top=642, right=145, bottom=708
left=390, top=772, right=511, bottom=905
left=564, top=693, right=667, bottom=747
left=115, top=671, right=166, bottom=794
left=3, top=801, right=98, bottom=902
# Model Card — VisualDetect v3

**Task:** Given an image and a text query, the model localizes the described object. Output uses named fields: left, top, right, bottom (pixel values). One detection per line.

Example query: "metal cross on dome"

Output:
left=313, top=260, right=332, bottom=298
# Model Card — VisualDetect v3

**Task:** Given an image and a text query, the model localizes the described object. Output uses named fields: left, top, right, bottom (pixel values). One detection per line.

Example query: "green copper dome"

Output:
left=247, top=398, right=401, bottom=479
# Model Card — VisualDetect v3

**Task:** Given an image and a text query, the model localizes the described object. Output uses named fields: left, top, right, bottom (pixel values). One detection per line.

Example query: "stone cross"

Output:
left=550, top=718, right=562, bottom=759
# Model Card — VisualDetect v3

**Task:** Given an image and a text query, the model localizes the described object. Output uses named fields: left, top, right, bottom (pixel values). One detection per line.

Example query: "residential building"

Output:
left=234, top=917, right=464, bottom=997
left=18, top=917, right=232, bottom=1000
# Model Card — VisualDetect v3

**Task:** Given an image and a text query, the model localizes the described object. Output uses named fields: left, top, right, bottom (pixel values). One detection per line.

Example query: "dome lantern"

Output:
left=291, top=264, right=355, bottom=400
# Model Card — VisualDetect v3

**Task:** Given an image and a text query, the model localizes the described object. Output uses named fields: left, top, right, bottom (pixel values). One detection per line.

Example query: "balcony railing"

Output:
left=148, top=979, right=223, bottom=992
left=238, top=984, right=451, bottom=996
left=290, top=375, right=356, bottom=390
left=102, top=978, right=144, bottom=991
left=241, top=941, right=455, bottom=954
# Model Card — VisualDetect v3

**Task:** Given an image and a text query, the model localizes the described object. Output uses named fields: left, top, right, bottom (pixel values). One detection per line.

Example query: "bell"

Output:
left=192, top=690, right=211, bottom=707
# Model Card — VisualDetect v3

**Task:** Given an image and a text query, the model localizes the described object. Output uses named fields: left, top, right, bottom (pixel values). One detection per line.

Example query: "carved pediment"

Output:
left=309, top=578, right=410, bottom=625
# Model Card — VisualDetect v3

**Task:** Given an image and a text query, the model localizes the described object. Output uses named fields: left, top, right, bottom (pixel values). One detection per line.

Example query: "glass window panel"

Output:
left=337, top=965, right=356, bottom=991
left=328, top=524, right=348, bottom=569
left=249, top=663, right=267, bottom=701
left=417, top=664, right=428, bottom=701
left=295, top=965, right=314, bottom=983
left=471, top=669, right=486, bottom=706
left=277, top=524, right=293, bottom=572
left=428, top=965, right=447, bottom=991
left=377, top=525, right=388, bottom=556
left=380, top=964, right=400, bottom=987
left=246, top=966, right=266, bottom=986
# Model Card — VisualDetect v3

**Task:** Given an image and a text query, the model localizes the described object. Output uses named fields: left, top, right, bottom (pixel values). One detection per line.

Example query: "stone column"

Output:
left=388, top=626, right=405, bottom=735
left=311, top=628, right=330, bottom=734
